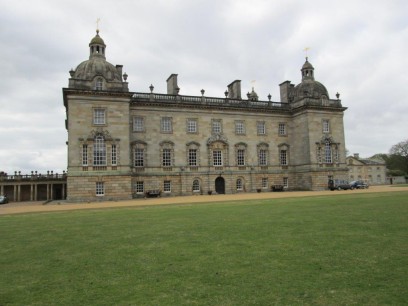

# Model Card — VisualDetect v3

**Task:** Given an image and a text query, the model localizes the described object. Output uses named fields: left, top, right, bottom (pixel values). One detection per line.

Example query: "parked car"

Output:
left=350, top=180, right=369, bottom=189
left=0, top=195, right=9, bottom=204
left=328, top=179, right=353, bottom=190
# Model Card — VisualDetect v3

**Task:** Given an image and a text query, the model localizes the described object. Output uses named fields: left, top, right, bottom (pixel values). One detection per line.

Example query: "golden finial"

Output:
left=251, top=80, right=256, bottom=91
left=303, top=47, right=310, bottom=60
left=96, top=18, right=101, bottom=33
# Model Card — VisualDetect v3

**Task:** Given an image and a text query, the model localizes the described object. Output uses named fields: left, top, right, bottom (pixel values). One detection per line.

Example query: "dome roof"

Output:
left=248, top=88, right=259, bottom=101
left=89, top=30, right=105, bottom=46
left=72, top=57, right=121, bottom=81
left=302, top=59, right=314, bottom=70
left=293, top=79, right=329, bottom=100
left=290, top=57, right=329, bottom=100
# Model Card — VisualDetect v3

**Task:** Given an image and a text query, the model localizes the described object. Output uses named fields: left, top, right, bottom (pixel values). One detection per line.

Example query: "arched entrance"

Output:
left=215, top=177, right=225, bottom=194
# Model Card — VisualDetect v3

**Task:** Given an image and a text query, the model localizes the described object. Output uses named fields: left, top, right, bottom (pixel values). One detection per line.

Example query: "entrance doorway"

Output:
left=215, top=177, right=225, bottom=194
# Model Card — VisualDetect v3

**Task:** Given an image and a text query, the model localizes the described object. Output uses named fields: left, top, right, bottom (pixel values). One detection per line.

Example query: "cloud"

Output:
left=0, top=0, right=407, bottom=173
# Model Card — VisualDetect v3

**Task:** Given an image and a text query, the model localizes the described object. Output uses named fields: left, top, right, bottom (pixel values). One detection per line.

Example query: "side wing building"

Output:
left=63, top=31, right=348, bottom=202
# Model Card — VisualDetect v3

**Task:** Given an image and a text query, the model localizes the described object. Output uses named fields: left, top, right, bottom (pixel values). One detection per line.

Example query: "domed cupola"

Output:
left=89, top=30, right=106, bottom=60
left=292, top=57, right=329, bottom=101
left=68, top=30, right=128, bottom=92
left=247, top=87, right=259, bottom=101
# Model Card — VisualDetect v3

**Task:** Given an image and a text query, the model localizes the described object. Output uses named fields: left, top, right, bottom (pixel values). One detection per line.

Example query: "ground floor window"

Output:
left=193, top=179, right=200, bottom=192
left=136, top=181, right=144, bottom=193
left=164, top=180, right=171, bottom=192
left=236, top=178, right=243, bottom=190
left=283, top=177, right=288, bottom=188
left=262, top=178, right=268, bottom=188
left=96, top=182, right=104, bottom=196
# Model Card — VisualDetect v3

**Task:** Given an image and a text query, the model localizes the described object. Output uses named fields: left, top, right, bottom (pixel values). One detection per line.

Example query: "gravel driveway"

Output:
left=1, top=185, right=407, bottom=215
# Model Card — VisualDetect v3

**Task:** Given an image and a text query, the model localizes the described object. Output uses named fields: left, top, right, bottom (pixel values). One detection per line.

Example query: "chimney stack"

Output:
left=227, top=80, right=242, bottom=99
left=167, top=74, right=179, bottom=95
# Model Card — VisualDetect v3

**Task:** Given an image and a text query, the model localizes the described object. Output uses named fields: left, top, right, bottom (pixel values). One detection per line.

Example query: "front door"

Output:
left=215, top=177, right=225, bottom=194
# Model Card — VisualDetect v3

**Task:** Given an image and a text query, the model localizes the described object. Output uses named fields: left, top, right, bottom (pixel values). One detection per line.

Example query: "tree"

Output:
left=389, top=139, right=408, bottom=175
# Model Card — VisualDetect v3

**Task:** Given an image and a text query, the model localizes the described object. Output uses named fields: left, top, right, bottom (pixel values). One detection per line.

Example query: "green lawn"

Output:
left=1, top=192, right=407, bottom=305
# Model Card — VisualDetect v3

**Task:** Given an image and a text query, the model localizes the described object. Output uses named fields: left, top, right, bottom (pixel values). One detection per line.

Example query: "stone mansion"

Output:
left=63, top=30, right=348, bottom=202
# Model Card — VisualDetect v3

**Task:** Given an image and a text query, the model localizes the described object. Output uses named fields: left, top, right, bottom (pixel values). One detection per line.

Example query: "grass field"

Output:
left=1, top=191, right=407, bottom=305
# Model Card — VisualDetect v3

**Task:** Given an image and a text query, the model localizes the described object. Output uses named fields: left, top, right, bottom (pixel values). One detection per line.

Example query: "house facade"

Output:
left=63, top=30, right=348, bottom=202
left=346, top=153, right=387, bottom=185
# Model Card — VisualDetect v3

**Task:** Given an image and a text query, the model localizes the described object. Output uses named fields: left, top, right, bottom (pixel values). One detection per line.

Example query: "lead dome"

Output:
left=292, top=58, right=329, bottom=100
left=68, top=30, right=128, bottom=92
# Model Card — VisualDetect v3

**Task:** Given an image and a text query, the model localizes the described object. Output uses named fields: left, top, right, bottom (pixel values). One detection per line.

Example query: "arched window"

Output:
left=316, top=137, right=339, bottom=164
left=325, top=141, right=332, bottom=163
left=235, top=143, right=247, bottom=167
left=93, top=135, right=106, bottom=165
left=95, top=78, right=103, bottom=90
left=236, top=178, right=243, bottom=190
left=257, top=142, right=269, bottom=166
left=160, top=141, right=174, bottom=167
left=186, top=142, right=200, bottom=167
left=192, top=179, right=200, bottom=192
left=132, top=141, right=147, bottom=168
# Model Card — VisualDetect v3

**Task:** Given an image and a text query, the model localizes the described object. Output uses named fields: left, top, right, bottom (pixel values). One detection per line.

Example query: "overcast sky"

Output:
left=0, top=0, right=407, bottom=175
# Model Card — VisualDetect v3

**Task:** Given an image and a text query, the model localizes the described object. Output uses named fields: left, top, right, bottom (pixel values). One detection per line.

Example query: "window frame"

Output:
left=188, top=148, right=198, bottom=166
left=133, top=116, right=145, bottom=132
left=163, top=180, right=171, bottom=193
left=187, top=118, right=198, bottom=133
left=93, top=108, right=106, bottom=125
left=162, top=148, right=172, bottom=167
left=135, top=181, right=144, bottom=194
left=213, top=150, right=223, bottom=166
left=82, top=144, right=88, bottom=166
left=111, top=144, right=117, bottom=166
left=96, top=182, right=104, bottom=196
left=323, top=119, right=330, bottom=133
left=161, top=117, right=173, bottom=133
left=235, top=121, right=245, bottom=135
left=280, top=149, right=288, bottom=166
left=257, top=121, right=266, bottom=135
left=134, top=148, right=144, bottom=167
left=93, top=135, right=107, bottom=166
left=278, top=123, right=286, bottom=136
left=212, top=119, right=222, bottom=134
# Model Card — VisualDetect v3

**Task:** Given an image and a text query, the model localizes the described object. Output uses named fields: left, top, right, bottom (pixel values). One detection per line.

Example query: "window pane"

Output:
left=212, top=121, right=221, bottom=133
left=278, top=123, right=286, bottom=135
left=161, top=117, right=172, bottom=132
left=213, top=150, right=222, bottom=166
left=111, top=145, right=117, bottom=165
left=323, top=120, right=330, bottom=133
left=193, top=180, right=200, bottom=191
left=188, top=149, right=197, bottom=166
left=325, top=142, right=332, bottom=163
left=280, top=150, right=287, bottom=165
left=133, top=117, right=144, bottom=132
left=235, top=121, right=245, bottom=134
left=93, top=109, right=105, bottom=125
left=237, top=149, right=245, bottom=166
left=162, top=149, right=172, bottom=166
left=236, top=179, right=243, bottom=190
left=136, top=181, right=144, bottom=193
left=259, top=149, right=267, bottom=166
left=257, top=122, right=265, bottom=135
left=134, top=148, right=144, bottom=167
left=187, top=119, right=197, bottom=133
left=82, top=145, right=88, bottom=166
left=262, top=178, right=268, bottom=188
left=93, top=136, right=106, bottom=165
left=96, top=182, right=104, bottom=195
left=164, top=180, right=171, bottom=192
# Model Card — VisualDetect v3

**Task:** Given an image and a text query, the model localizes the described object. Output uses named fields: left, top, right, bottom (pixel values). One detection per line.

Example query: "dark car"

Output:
left=350, top=180, right=369, bottom=189
left=0, top=195, right=9, bottom=204
left=328, top=179, right=353, bottom=191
